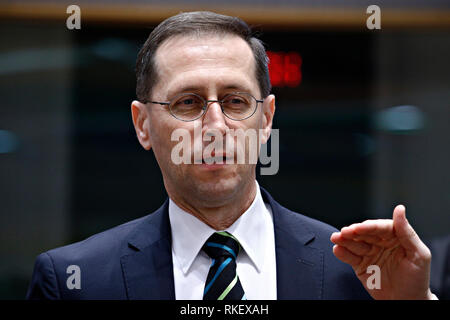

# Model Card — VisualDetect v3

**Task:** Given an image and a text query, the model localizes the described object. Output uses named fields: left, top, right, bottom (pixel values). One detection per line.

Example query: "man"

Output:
left=27, top=11, right=437, bottom=300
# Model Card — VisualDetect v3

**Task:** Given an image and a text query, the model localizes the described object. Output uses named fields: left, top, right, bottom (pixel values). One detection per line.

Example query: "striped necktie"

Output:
left=202, top=231, right=246, bottom=300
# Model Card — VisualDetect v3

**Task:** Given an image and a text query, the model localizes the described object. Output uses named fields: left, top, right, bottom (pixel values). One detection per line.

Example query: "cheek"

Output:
left=149, top=115, right=182, bottom=159
left=235, top=118, right=264, bottom=153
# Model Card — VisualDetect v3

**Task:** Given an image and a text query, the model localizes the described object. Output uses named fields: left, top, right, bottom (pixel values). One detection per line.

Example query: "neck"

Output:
left=168, top=180, right=257, bottom=230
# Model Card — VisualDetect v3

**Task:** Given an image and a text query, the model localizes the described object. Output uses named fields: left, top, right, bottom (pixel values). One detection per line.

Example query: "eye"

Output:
left=230, top=98, right=244, bottom=104
left=173, top=94, right=203, bottom=107
left=223, top=94, right=250, bottom=107
left=181, top=98, right=195, bottom=105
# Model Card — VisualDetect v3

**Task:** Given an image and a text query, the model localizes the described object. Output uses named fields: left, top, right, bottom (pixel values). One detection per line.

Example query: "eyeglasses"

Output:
left=143, top=92, right=264, bottom=122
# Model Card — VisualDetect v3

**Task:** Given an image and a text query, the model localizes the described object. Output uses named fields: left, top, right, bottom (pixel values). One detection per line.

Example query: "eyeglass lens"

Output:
left=169, top=93, right=256, bottom=121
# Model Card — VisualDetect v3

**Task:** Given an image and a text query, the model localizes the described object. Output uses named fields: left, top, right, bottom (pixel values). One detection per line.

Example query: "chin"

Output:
left=198, top=175, right=239, bottom=194
left=192, top=174, right=242, bottom=204
left=166, top=163, right=255, bottom=205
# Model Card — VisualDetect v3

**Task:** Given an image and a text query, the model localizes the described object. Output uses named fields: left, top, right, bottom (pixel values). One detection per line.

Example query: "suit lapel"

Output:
left=120, top=199, right=175, bottom=299
left=261, top=187, right=324, bottom=300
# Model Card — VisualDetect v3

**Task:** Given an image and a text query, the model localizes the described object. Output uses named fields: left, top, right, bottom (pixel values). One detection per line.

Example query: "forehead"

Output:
left=153, top=34, right=258, bottom=96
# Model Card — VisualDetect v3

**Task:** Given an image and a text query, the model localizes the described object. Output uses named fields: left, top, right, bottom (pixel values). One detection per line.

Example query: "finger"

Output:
left=340, top=220, right=394, bottom=239
left=330, top=234, right=374, bottom=256
left=353, top=219, right=394, bottom=239
left=339, top=228, right=383, bottom=244
left=332, top=244, right=363, bottom=267
left=339, top=225, right=358, bottom=238
left=393, top=205, right=430, bottom=257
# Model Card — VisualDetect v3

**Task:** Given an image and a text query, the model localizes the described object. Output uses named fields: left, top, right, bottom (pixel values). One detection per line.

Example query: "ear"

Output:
left=131, top=100, right=152, bottom=150
left=260, top=94, right=276, bottom=144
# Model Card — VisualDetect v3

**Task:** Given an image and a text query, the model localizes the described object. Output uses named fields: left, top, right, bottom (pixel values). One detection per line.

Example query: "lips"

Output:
left=202, top=154, right=234, bottom=164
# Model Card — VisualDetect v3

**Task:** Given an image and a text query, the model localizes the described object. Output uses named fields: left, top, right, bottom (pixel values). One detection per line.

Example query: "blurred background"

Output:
left=0, top=0, right=449, bottom=299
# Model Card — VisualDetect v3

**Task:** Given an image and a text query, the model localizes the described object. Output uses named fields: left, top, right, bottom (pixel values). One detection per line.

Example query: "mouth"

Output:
left=202, top=155, right=233, bottom=164
left=201, top=154, right=234, bottom=165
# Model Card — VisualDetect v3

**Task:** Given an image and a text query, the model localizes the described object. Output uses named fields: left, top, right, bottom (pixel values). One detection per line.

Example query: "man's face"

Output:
left=132, top=34, right=275, bottom=207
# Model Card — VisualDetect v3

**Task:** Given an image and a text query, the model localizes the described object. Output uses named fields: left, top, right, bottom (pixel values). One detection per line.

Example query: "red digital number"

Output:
left=267, top=51, right=302, bottom=87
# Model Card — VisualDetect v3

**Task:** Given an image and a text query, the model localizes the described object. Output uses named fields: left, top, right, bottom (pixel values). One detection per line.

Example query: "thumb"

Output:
left=393, top=205, right=425, bottom=252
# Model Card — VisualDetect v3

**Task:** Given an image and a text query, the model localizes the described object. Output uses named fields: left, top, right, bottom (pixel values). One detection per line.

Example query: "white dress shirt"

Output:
left=168, top=180, right=277, bottom=300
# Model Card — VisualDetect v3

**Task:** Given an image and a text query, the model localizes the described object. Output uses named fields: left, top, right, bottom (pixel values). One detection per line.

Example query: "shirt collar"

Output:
left=169, top=180, right=268, bottom=275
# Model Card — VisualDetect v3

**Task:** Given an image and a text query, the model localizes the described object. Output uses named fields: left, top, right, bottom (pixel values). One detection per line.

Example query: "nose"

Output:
left=202, top=100, right=228, bottom=137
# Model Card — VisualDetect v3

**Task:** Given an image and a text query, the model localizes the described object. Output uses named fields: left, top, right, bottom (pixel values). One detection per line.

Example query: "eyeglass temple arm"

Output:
left=143, top=101, right=170, bottom=106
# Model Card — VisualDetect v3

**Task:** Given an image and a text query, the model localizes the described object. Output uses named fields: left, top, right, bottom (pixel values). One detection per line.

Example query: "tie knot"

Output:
left=202, top=231, right=241, bottom=260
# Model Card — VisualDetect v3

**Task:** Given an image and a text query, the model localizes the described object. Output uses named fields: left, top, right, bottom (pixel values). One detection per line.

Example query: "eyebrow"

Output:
left=167, top=84, right=254, bottom=100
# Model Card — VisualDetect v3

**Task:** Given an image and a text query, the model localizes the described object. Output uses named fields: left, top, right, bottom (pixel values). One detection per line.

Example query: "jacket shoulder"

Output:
left=26, top=213, right=154, bottom=299
left=48, top=214, right=148, bottom=261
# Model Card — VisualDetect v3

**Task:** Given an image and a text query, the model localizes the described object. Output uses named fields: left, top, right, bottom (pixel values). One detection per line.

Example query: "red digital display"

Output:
left=267, top=51, right=302, bottom=87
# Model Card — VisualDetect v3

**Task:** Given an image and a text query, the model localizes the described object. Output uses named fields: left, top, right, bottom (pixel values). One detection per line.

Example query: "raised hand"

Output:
left=330, top=205, right=437, bottom=300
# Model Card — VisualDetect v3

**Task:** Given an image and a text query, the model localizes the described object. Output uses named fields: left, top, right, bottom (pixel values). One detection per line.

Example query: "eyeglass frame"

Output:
left=142, top=92, right=264, bottom=122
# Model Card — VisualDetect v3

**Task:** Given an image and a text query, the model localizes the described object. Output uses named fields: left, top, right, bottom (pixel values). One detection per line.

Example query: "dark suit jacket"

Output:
left=26, top=187, right=371, bottom=300
left=427, top=235, right=450, bottom=300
